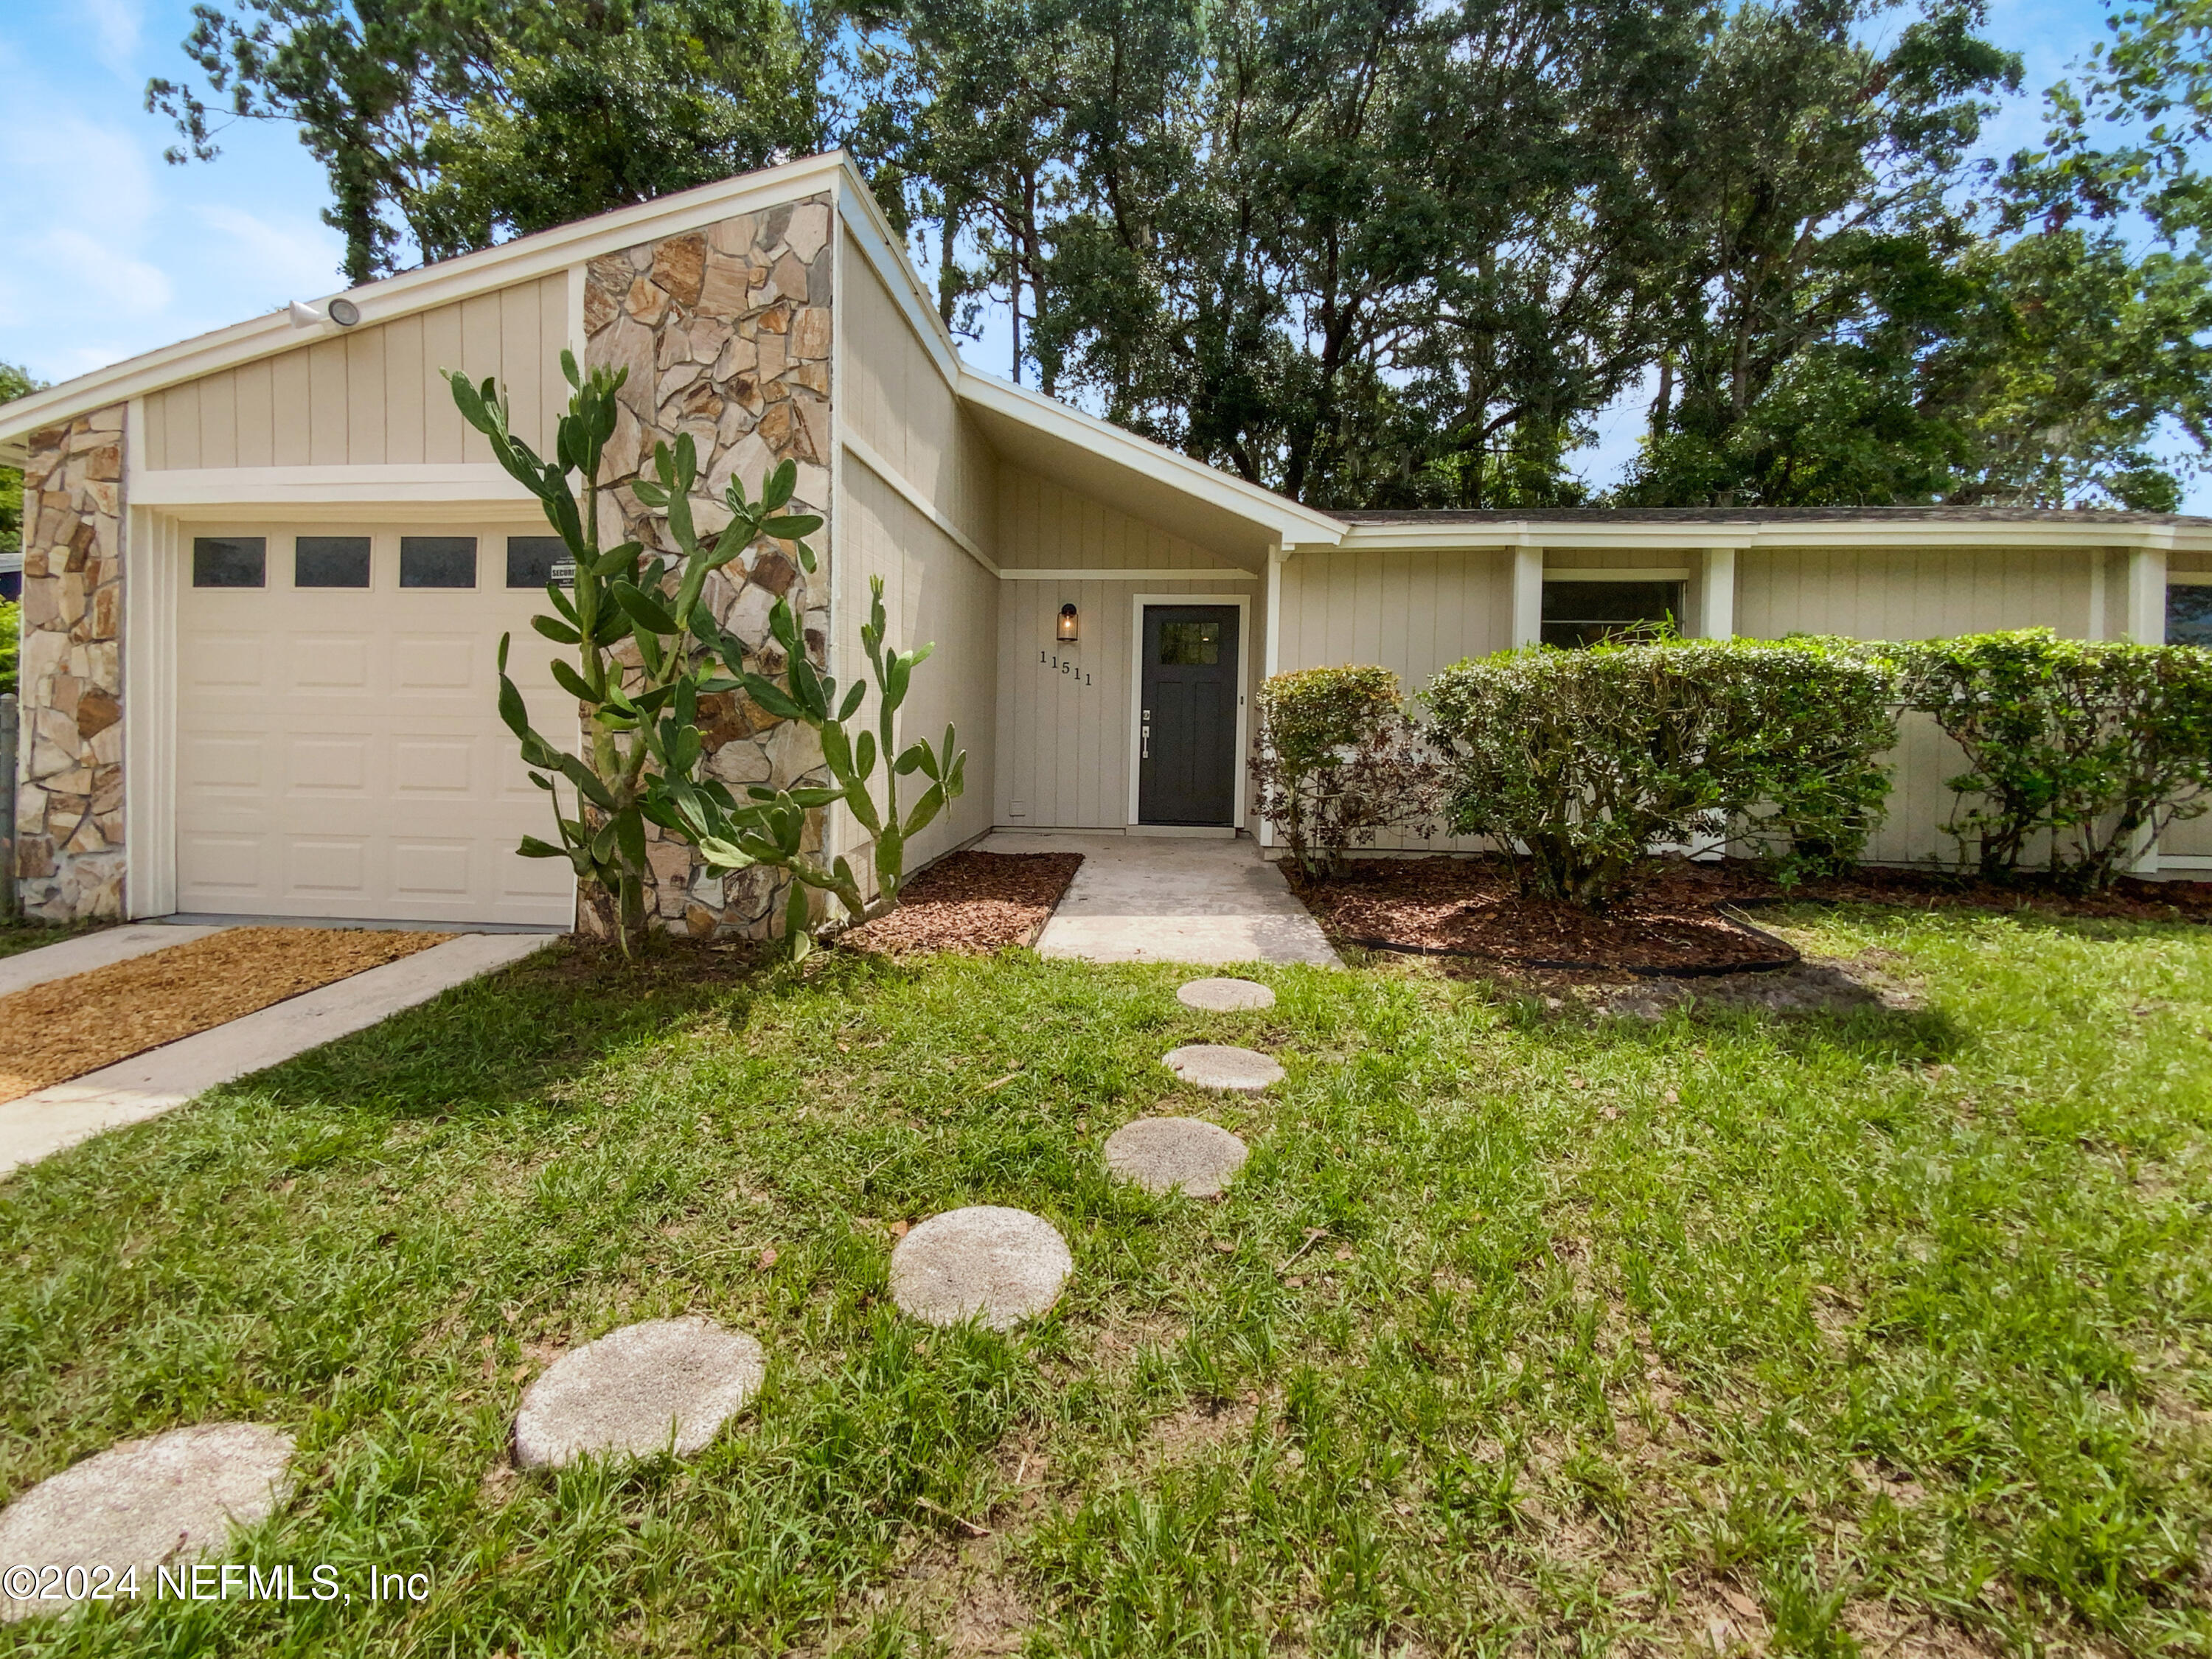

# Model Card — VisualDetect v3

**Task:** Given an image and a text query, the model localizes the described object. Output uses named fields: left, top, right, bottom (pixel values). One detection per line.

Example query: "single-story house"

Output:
left=7, top=150, right=2211, bottom=930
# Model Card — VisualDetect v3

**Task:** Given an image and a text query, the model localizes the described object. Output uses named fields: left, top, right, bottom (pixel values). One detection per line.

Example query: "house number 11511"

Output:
left=1040, top=651, right=1093, bottom=685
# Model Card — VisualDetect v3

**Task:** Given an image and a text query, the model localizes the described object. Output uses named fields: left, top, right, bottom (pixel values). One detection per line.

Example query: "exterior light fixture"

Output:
left=286, top=296, right=364, bottom=328
left=1057, top=602, right=1079, bottom=642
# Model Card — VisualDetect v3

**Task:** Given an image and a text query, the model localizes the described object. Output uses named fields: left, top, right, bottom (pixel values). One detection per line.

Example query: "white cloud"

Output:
left=197, top=204, right=349, bottom=306
left=77, top=0, right=145, bottom=78
left=38, top=228, right=174, bottom=316
left=0, top=109, right=159, bottom=240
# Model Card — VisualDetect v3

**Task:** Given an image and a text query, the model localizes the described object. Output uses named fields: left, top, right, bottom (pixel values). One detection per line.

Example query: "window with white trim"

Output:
left=1540, top=580, right=1683, bottom=648
left=2169, top=577, right=2212, bottom=647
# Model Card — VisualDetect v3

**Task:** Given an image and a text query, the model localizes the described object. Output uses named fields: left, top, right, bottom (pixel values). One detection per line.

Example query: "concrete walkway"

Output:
left=986, top=832, right=1340, bottom=967
left=0, top=924, right=228, bottom=998
left=0, top=933, right=552, bottom=1178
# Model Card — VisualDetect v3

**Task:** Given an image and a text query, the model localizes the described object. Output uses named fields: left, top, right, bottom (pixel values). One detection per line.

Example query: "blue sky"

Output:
left=0, top=0, right=2188, bottom=502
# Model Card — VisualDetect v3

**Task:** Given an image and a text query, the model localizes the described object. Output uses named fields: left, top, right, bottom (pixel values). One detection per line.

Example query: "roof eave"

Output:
left=954, top=371, right=1347, bottom=546
left=0, top=149, right=856, bottom=456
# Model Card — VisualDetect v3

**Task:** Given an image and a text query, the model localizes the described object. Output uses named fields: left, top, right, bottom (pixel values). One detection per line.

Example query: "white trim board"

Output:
left=129, top=464, right=540, bottom=510
left=838, top=431, right=999, bottom=575
left=998, top=568, right=1256, bottom=582
left=1123, top=593, right=1254, bottom=832
left=1332, top=518, right=2212, bottom=555
left=1542, top=566, right=1691, bottom=581
left=957, top=371, right=1344, bottom=547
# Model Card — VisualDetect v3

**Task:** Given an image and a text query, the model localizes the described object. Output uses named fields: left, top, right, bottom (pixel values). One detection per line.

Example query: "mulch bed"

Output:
left=1295, top=858, right=1794, bottom=974
left=838, top=852, right=1084, bottom=955
left=0, top=926, right=453, bottom=1104
left=1698, top=859, right=2212, bottom=922
left=1292, top=854, right=2212, bottom=975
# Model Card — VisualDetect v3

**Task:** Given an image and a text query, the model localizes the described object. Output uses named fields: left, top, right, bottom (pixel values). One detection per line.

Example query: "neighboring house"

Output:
left=4, top=151, right=2211, bottom=928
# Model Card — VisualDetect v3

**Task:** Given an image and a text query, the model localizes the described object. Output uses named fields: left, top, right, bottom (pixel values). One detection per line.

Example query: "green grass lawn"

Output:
left=1, top=907, right=2208, bottom=1655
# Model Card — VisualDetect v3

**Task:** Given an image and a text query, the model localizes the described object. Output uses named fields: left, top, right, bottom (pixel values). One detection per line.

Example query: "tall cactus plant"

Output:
left=658, top=568, right=966, bottom=953
left=448, top=352, right=961, bottom=958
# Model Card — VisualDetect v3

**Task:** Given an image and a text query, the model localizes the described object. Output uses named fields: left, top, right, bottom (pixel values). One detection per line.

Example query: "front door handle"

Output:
left=1141, top=723, right=1150, bottom=759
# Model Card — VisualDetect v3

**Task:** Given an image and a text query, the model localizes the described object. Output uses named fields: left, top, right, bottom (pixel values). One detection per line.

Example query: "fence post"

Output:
left=1, top=691, right=17, bottom=922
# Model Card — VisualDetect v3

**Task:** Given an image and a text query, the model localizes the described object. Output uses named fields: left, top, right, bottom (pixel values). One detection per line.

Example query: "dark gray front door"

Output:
left=1138, top=605, right=1240, bottom=825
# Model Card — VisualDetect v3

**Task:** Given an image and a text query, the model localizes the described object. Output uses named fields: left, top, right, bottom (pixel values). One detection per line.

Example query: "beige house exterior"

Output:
left=7, top=151, right=2211, bottom=928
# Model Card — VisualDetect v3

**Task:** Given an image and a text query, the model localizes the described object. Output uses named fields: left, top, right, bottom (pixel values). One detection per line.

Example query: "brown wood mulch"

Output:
left=838, top=852, right=1085, bottom=955
left=0, top=926, right=453, bottom=1104
left=1295, top=857, right=1793, bottom=973
left=1693, top=858, right=2212, bottom=922
left=1291, top=854, right=2212, bottom=975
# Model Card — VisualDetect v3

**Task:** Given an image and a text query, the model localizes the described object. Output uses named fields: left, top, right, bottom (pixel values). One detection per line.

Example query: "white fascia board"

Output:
left=1745, top=520, right=2204, bottom=551
left=956, top=370, right=1347, bottom=547
left=832, top=169, right=964, bottom=389
left=825, top=167, right=1349, bottom=557
left=1336, top=521, right=1708, bottom=553
left=0, top=150, right=853, bottom=459
left=128, top=464, right=540, bottom=508
left=1336, top=519, right=2212, bottom=554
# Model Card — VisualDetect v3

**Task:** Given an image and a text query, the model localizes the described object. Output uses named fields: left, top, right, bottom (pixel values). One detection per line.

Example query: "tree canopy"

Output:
left=149, top=0, right=2212, bottom=509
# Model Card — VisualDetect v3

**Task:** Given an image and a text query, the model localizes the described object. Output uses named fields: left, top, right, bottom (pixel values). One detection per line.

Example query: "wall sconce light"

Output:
left=1057, top=602, right=1079, bottom=642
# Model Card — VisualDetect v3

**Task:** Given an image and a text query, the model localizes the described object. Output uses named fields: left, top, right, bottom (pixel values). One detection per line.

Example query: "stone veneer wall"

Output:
left=14, top=406, right=126, bottom=921
left=582, top=194, right=835, bottom=937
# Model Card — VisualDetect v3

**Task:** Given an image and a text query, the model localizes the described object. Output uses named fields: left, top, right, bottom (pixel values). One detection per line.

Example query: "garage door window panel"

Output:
left=296, top=536, right=372, bottom=589
left=507, top=536, right=573, bottom=589
left=400, top=536, right=478, bottom=589
left=192, top=537, right=266, bottom=588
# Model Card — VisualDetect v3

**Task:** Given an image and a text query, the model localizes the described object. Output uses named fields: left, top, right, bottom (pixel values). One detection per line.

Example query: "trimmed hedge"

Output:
left=1425, top=636, right=1893, bottom=908
left=1889, top=629, right=2212, bottom=890
left=1251, top=666, right=1440, bottom=880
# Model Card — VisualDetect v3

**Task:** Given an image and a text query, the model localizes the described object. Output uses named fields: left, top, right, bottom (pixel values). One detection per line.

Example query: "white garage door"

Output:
left=175, top=522, right=578, bottom=926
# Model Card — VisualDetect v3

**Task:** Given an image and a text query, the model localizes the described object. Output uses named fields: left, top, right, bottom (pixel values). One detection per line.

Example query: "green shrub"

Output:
left=0, top=598, right=18, bottom=700
left=1251, top=665, right=1441, bottom=880
left=1890, top=629, right=2212, bottom=889
left=1425, top=637, right=1894, bottom=908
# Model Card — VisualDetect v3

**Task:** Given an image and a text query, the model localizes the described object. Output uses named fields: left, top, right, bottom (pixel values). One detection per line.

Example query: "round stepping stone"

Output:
left=1105, top=1116, right=1249, bottom=1197
left=1178, top=977, right=1276, bottom=1012
left=890, top=1206, right=1072, bottom=1332
left=1163, top=1043, right=1284, bottom=1093
left=513, top=1316, right=765, bottom=1470
left=0, top=1424, right=294, bottom=1622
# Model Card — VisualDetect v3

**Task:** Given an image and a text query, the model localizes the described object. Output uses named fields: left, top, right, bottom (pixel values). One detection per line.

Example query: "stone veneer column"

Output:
left=14, top=406, right=126, bottom=921
left=581, top=195, right=835, bottom=938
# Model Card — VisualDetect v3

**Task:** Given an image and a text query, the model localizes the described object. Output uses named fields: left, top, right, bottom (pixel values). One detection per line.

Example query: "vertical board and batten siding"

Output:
left=139, top=274, right=569, bottom=470
left=834, top=234, right=999, bottom=877
left=1735, top=544, right=2097, bottom=642
left=1738, top=543, right=2101, bottom=864
left=1270, top=546, right=1513, bottom=851
left=994, top=467, right=1260, bottom=829
left=841, top=465, right=998, bottom=863
left=835, top=232, right=995, bottom=540
left=1276, top=547, right=1513, bottom=689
